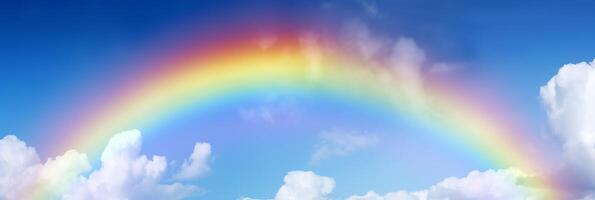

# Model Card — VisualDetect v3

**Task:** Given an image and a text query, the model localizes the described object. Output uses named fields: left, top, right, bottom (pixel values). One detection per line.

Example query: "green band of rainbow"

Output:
left=36, top=36, right=561, bottom=199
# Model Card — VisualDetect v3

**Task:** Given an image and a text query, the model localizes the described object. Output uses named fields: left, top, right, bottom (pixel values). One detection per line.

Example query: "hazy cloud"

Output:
left=310, top=130, right=377, bottom=165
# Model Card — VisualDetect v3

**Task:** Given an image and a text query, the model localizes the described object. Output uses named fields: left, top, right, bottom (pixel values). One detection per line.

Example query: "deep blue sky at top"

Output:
left=1, top=0, right=595, bottom=168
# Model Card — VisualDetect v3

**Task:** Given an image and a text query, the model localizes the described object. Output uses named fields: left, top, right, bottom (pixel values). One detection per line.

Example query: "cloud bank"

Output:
left=0, top=135, right=90, bottom=199
left=347, top=168, right=541, bottom=200
left=242, top=168, right=541, bottom=200
left=0, top=130, right=211, bottom=199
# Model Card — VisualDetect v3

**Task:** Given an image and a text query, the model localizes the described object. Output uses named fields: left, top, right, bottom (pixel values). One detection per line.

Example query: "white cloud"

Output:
left=274, top=171, right=335, bottom=200
left=0, top=130, right=210, bottom=200
left=175, top=142, right=211, bottom=180
left=0, top=135, right=41, bottom=199
left=63, top=130, right=200, bottom=200
left=242, top=168, right=539, bottom=200
left=0, top=135, right=90, bottom=199
left=38, top=150, right=91, bottom=197
left=347, top=168, right=542, bottom=200
left=540, top=59, right=595, bottom=187
left=310, top=130, right=377, bottom=165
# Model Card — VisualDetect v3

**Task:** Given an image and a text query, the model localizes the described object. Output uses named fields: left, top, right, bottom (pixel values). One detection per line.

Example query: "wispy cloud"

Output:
left=310, top=130, right=378, bottom=165
left=239, top=97, right=299, bottom=125
left=358, top=0, right=379, bottom=16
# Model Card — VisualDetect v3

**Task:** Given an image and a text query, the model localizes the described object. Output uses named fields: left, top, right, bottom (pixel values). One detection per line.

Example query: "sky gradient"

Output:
left=2, top=1, right=595, bottom=199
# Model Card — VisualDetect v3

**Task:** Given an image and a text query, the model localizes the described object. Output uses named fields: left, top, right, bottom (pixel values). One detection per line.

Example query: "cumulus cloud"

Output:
left=347, top=168, right=542, bottom=200
left=0, top=135, right=42, bottom=199
left=38, top=150, right=92, bottom=197
left=241, top=171, right=334, bottom=200
left=175, top=142, right=211, bottom=180
left=243, top=169, right=539, bottom=200
left=274, top=171, right=335, bottom=200
left=310, top=130, right=377, bottom=165
left=0, top=130, right=210, bottom=199
left=540, top=59, right=595, bottom=196
left=0, top=135, right=90, bottom=199
left=63, top=130, right=201, bottom=200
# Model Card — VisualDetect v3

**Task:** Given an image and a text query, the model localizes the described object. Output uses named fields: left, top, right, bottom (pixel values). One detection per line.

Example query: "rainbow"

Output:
left=37, top=34, right=562, bottom=198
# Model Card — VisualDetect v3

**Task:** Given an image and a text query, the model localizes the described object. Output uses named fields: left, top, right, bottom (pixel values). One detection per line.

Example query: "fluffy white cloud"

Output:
left=242, top=170, right=334, bottom=200
left=540, top=59, right=595, bottom=198
left=0, top=135, right=41, bottom=199
left=243, top=169, right=538, bottom=200
left=274, top=171, right=335, bottom=200
left=311, top=130, right=377, bottom=165
left=347, top=168, right=542, bottom=200
left=63, top=130, right=201, bottom=200
left=0, top=135, right=90, bottom=199
left=38, top=150, right=92, bottom=197
left=175, top=142, right=211, bottom=180
left=0, top=130, right=211, bottom=200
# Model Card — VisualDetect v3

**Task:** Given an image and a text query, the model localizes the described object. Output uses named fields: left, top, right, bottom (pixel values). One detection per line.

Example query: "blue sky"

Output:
left=2, top=1, right=595, bottom=199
